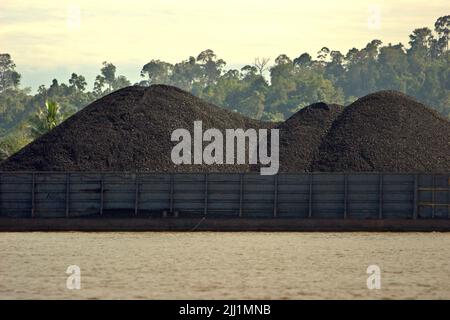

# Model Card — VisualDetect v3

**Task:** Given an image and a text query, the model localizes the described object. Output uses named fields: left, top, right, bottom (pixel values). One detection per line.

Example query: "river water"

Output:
left=0, top=232, right=449, bottom=299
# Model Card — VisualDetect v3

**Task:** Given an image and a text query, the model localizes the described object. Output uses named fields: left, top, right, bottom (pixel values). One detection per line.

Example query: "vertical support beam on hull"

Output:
left=413, top=174, right=418, bottom=220
left=378, top=174, right=383, bottom=219
left=431, top=174, right=436, bottom=219
left=169, top=174, right=174, bottom=214
left=239, top=174, right=243, bottom=217
left=344, top=174, right=348, bottom=219
left=204, top=173, right=208, bottom=216
left=65, top=173, right=70, bottom=218
left=308, top=174, right=313, bottom=218
left=0, top=172, right=2, bottom=217
left=273, top=175, right=278, bottom=218
left=31, top=173, right=36, bottom=218
left=99, top=174, right=104, bottom=216
left=134, top=173, right=139, bottom=217
left=448, top=174, right=450, bottom=219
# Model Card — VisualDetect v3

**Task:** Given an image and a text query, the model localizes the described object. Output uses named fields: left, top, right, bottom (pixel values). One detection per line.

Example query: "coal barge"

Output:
left=0, top=172, right=449, bottom=232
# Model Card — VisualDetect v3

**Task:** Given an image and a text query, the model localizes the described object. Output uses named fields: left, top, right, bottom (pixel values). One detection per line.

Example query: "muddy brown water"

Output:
left=1, top=232, right=449, bottom=299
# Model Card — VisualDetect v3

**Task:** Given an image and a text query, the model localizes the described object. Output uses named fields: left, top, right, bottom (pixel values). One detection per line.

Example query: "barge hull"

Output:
left=1, top=218, right=450, bottom=232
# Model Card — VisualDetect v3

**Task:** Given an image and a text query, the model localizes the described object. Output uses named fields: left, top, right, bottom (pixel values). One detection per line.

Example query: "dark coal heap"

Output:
left=277, top=102, right=344, bottom=172
left=0, top=85, right=269, bottom=172
left=1, top=87, right=449, bottom=173
left=312, top=90, right=450, bottom=172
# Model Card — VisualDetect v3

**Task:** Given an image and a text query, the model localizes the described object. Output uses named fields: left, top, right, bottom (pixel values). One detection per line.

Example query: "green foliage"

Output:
left=0, top=53, right=21, bottom=92
left=261, top=111, right=284, bottom=122
left=141, top=60, right=173, bottom=85
left=0, top=88, right=32, bottom=135
left=0, top=125, right=31, bottom=161
left=94, top=61, right=131, bottom=96
left=0, top=15, right=449, bottom=158
left=29, top=100, right=65, bottom=139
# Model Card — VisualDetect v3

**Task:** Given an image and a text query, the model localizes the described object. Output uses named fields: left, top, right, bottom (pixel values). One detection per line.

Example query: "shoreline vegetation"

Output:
left=0, top=15, right=449, bottom=161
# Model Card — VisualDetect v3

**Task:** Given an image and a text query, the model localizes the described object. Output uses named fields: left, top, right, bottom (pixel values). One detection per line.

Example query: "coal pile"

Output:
left=277, top=102, right=344, bottom=172
left=1, top=87, right=449, bottom=173
left=312, top=90, right=450, bottom=172
left=0, top=85, right=269, bottom=172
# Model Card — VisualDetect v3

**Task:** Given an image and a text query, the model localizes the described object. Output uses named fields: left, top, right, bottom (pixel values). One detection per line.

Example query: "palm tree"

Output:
left=29, top=100, right=64, bottom=139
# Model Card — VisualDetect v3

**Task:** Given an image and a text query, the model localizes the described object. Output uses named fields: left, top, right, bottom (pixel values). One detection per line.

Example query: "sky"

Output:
left=0, top=0, right=448, bottom=91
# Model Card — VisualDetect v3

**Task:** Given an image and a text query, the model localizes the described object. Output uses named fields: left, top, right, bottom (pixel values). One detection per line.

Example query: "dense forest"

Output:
left=0, top=15, right=449, bottom=161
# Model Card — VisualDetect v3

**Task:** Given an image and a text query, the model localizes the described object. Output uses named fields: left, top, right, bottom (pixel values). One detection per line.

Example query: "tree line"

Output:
left=0, top=15, right=449, bottom=160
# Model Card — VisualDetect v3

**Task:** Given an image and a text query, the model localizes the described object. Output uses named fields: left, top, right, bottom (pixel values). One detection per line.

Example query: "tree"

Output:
left=94, top=61, right=117, bottom=93
left=241, top=65, right=258, bottom=79
left=408, top=28, right=434, bottom=56
left=0, top=126, right=30, bottom=161
left=197, top=49, right=217, bottom=63
left=294, top=53, right=313, bottom=68
left=29, top=100, right=65, bottom=138
left=93, top=75, right=106, bottom=96
left=253, top=57, right=270, bottom=76
left=377, top=43, right=408, bottom=92
left=93, top=61, right=130, bottom=96
left=325, top=50, right=345, bottom=83
left=365, top=40, right=383, bottom=59
left=69, top=73, right=87, bottom=91
left=196, top=49, right=226, bottom=86
left=140, top=60, right=173, bottom=85
left=317, top=47, right=330, bottom=64
left=100, top=62, right=116, bottom=90
left=170, top=56, right=203, bottom=91
left=0, top=85, right=31, bottom=135
left=0, top=53, right=21, bottom=92
left=222, top=69, right=240, bottom=80
left=2, top=15, right=450, bottom=142
left=434, top=15, right=450, bottom=53
left=112, top=75, right=131, bottom=90
left=0, top=141, right=8, bottom=160
left=274, top=54, right=292, bottom=65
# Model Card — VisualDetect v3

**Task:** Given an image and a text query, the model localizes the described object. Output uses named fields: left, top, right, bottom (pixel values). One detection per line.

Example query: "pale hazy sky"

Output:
left=0, top=0, right=448, bottom=90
